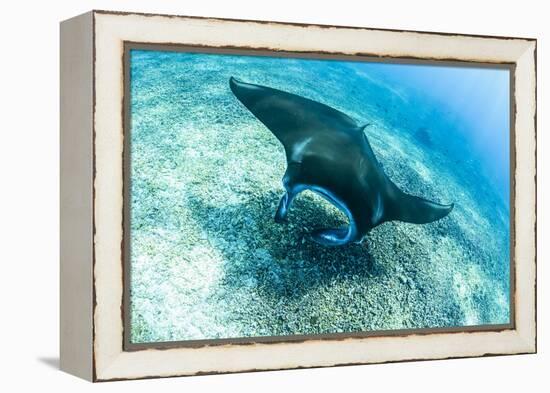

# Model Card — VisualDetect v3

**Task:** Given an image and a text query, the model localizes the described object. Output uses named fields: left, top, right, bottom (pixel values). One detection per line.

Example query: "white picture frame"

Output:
left=60, top=10, right=536, bottom=381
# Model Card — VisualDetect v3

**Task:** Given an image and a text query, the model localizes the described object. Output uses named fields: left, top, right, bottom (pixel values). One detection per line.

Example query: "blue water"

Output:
left=352, top=61, right=510, bottom=204
left=129, top=49, right=510, bottom=343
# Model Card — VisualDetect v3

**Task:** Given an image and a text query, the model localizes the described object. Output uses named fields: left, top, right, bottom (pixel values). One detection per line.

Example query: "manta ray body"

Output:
left=229, top=77, right=453, bottom=246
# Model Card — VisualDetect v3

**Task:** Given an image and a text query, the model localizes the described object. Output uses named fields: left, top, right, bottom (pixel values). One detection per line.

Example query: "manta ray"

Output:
left=229, top=77, right=454, bottom=247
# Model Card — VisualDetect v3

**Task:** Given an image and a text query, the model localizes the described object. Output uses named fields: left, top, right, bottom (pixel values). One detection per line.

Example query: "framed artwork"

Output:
left=60, top=10, right=537, bottom=381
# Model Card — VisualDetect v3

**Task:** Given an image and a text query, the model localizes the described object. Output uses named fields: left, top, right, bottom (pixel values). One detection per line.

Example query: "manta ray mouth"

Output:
left=291, top=184, right=359, bottom=247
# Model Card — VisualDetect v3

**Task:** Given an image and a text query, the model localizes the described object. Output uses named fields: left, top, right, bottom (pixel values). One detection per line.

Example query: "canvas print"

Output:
left=126, top=47, right=511, bottom=345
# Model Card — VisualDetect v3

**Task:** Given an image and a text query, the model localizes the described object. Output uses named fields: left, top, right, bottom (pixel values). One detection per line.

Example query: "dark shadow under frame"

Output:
left=121, top=41, right=517, bottom=352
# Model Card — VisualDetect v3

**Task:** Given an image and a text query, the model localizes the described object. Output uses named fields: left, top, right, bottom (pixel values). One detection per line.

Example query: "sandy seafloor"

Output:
left=129, top=50, right=511, bottom=343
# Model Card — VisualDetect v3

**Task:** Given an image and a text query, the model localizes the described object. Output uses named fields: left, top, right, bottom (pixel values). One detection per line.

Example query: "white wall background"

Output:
left=0, top=0, right=545, bottom=391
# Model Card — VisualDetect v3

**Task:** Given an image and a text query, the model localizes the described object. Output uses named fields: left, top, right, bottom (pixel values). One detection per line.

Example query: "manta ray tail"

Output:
left=392, top=192, right=454, bottom=225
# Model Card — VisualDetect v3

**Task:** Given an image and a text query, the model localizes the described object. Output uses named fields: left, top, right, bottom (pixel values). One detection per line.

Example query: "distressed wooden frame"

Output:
left=60, top=10, right=537, bottom=382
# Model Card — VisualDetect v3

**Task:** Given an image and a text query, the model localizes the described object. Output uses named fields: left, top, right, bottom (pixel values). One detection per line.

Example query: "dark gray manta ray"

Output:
left=229, top=77, right=454, bottom=247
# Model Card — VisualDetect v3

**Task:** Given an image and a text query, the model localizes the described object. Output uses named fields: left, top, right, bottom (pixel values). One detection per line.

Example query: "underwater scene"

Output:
left=128, top=48, right=511, bottom=343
